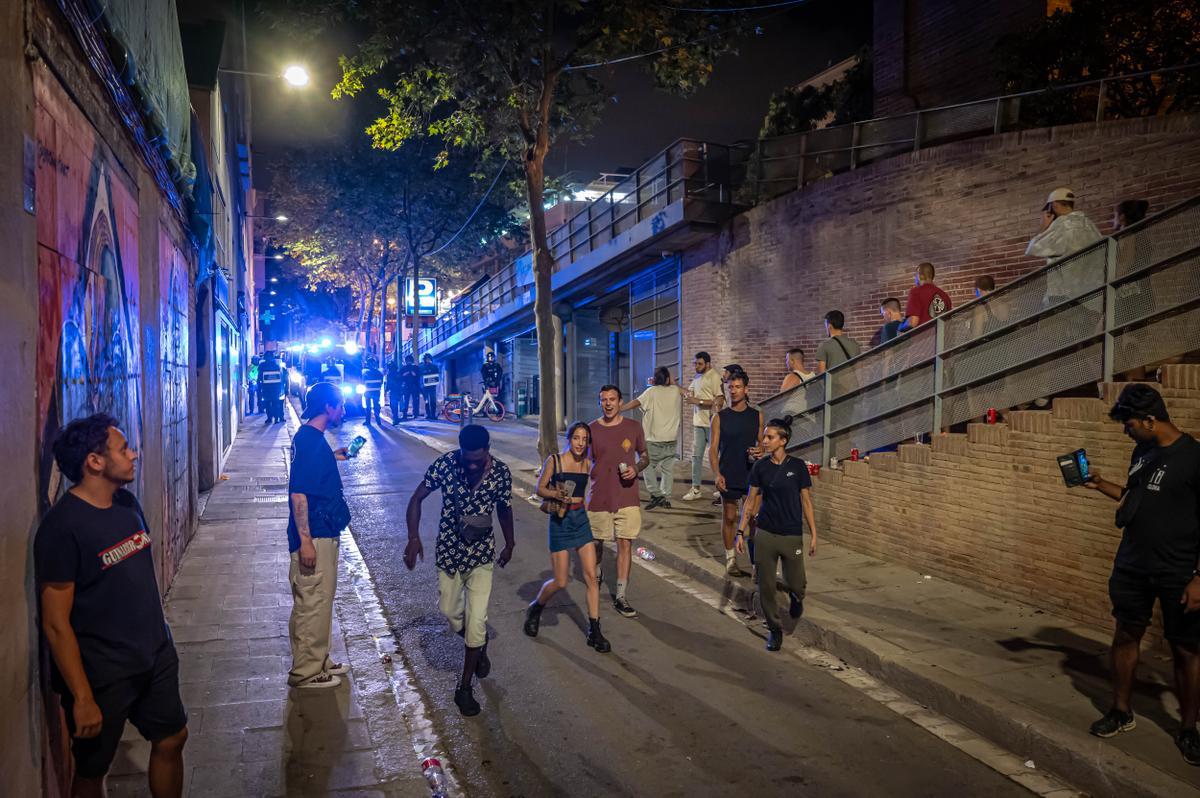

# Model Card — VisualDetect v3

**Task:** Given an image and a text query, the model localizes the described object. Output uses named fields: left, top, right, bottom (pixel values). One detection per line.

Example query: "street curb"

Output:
left=636, top=527, right=1193, bottom=798
left=388, top=424, right=1194, bottom=797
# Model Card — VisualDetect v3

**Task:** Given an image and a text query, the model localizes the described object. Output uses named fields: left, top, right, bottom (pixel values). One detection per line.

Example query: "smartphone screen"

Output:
left=348, top=436, right=367, bottom=457
left=1076, top=449, right=1089, bottom=481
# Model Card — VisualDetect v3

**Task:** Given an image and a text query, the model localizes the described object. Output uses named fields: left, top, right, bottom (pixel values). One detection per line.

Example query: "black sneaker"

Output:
left=646, top=496, right=662, bottom=510
left=658, top=499, right=672, bottom=510
left=454, top=683, right=480, bottom=716
left=475, top=641, right=491, bottom=679
left=766, top=629, right=783, bottom=651
left=1089, top=708, right=1136, bottom=738
left=613, top=597, right=638, bottom=618
left=1177, top=728, right=1200, bottom=766
left=789, top=592, right=804, bottom=619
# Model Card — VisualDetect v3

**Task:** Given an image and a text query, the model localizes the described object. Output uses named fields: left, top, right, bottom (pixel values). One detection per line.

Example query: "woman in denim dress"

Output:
left=523, top=422, right=611, bottom=653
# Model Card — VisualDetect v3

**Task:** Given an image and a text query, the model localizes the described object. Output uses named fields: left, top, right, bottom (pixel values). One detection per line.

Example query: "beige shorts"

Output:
left=588, top=506, right=642, bottom=541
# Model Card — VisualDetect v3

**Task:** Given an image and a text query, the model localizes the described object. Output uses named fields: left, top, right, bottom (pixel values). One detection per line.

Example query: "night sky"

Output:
left=247, top=0, right=872, bottom=186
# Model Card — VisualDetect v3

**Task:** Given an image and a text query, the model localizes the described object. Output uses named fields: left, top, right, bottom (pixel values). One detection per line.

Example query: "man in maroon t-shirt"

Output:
left=588, top=384, right=648, bottom=619
left=904, top=262, right=953, bottom=330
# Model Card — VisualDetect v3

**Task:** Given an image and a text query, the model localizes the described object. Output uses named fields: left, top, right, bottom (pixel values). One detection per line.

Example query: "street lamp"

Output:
left=282, top=65, right=310, bottom=87
left=218, top=65, right=311, bottom=88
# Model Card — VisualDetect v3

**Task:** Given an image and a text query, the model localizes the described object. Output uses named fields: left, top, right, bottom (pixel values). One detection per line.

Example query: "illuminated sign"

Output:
left=404, top=278, right=437, bottom=317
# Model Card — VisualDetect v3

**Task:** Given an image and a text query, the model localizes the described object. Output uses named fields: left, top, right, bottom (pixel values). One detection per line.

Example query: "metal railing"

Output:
left=420, top=138, right=745, bottom=351
left=749, top=64, right=1200, bottom=202
left=760, top=195, right=1200, bottom=466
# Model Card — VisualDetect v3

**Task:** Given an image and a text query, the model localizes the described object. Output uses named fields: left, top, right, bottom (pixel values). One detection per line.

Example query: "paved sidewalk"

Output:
left=106, top=408, right=429, bottom=797
left=394, top=418, right=1200, bottom=798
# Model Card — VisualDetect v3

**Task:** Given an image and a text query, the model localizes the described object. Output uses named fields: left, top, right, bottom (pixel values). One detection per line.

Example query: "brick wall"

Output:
left=807, top=366, right=1200, bottom=633
left=679, top=112, right=1200, bottom=459
left=873, top=0, right=1043, bottom=115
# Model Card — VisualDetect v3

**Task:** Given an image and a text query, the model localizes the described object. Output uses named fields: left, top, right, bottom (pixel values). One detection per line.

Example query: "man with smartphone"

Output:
left=1079, top=384, right=1200, bottom=766
left=287, top=381, right=355, bottom=689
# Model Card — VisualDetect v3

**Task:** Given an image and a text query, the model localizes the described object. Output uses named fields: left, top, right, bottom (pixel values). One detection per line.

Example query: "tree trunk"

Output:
left=411, top=254, right=421, bottom=363
left=394, top=263, right=408, bottom=366
left=525, top=156, right=558, bottom=459
left=364, top=285, right=377, bottom=351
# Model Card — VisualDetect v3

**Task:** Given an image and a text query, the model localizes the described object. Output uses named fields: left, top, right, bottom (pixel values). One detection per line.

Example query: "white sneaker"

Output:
left=295, top=673, right=342, bottom=689
left=711, top=490, right=720, bottom=500
left=682, top=487, right=702, bottom=501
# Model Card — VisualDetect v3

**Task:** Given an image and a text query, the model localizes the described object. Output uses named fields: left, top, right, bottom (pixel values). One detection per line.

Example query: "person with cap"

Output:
left=360, top=357, right=384, bottom=427
left=480, top=351, right=504, bottom=398
left=1025, top=187, right=1103, bottom=306
left=404, top=424, right=515, bottom=717
left=258, top=351, right=285, bottom=424
left=420, top=354, right=440, bottom=420
left=1077, top=384, right=1200, bottom=766
left=400, top=355, right=421, bottom=420
left=287, top=382, right=355, bottom=689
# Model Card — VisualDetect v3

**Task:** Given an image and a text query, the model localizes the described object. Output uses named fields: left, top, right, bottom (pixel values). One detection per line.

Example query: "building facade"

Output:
left=0, top=1, right=256, bottom=792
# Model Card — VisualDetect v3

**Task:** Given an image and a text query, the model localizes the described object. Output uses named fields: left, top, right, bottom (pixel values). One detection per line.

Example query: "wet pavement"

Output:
left=332, top=415, right=1036, bottom=798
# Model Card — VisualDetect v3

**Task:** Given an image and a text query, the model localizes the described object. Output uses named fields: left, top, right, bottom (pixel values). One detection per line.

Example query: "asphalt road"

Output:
left=335, top=419, right=1033, bottom=798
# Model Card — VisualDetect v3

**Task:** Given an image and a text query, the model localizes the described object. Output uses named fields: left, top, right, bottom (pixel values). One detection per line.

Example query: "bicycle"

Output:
left=443, top=387, right=506, bottom=422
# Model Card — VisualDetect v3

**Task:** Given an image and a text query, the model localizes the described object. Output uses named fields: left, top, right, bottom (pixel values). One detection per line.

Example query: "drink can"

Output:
left=810, top=463, right=820, bottom=476
left=987, top=408, right=997, bottom=424
left=830, top=457, right=839, bottom=469
left=850, top=448, right=860, bottom=462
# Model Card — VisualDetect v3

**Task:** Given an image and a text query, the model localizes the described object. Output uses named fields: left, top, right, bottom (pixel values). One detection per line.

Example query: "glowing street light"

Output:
left=274, top=214, right=289, bottom=222
left=283, top=65, right=310, bottom=87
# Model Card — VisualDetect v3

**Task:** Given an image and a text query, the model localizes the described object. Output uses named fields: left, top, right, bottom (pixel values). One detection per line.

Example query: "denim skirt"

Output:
left=548, top=507, right=593, bottom=553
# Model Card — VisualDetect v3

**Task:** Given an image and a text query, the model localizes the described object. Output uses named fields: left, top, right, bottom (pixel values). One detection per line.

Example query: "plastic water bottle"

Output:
left=422, top=757, right=447, bottom=798
left=636, top=546, right=655, bottom=561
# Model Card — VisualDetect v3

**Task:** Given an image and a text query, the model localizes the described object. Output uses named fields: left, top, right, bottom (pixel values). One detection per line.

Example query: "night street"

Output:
left=337, top=418, right=1032, bottom=797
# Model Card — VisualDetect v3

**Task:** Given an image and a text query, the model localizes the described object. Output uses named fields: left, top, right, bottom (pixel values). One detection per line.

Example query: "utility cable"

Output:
left=426, top=159, right=510, bottom=256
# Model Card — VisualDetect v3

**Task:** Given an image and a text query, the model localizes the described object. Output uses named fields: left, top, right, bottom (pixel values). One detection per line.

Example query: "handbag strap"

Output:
left=834, top=336, right=851, bottom=360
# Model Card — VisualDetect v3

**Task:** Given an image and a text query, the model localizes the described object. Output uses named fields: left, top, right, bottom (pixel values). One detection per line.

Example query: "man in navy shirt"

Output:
left=36, top=413, right=188, bottom=797
left=287, top=382, right=353, bottom=688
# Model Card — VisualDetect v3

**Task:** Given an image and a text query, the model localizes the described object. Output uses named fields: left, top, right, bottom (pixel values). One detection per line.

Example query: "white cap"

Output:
left=1043, top=187, right=1076, bottom=210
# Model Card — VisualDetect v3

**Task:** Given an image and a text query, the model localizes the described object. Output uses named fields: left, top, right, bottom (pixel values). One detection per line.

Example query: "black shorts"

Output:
left=720, top=488, right=747, bottom=504
left=1109, top=567, right=1200, bottom=643
left=62, top=644, right=188, bottom=778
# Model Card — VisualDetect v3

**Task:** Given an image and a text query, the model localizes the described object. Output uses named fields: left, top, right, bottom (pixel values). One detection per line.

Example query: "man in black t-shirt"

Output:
left=35, top=414, right=188, bottom=796
left=1081, top=384, right=1200, bottom=766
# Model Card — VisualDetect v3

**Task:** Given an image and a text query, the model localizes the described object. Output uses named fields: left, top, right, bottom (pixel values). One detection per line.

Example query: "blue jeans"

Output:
left=691, top=425, right=709, bottom=486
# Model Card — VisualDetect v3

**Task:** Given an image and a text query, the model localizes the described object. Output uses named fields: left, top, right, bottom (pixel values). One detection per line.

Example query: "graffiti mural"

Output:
left=35, top=66, right=143, bottom=511
left=160, top=231, right=194, bottom=578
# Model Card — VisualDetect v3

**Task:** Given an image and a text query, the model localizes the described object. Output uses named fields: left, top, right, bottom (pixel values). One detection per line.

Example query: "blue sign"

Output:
left=405, top=278, right=437, bottom=316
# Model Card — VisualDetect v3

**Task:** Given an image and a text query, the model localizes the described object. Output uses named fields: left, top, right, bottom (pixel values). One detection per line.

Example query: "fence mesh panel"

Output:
left=942, top=342, right=1103, bottom=427
left=760, top=377, right=826, bottom=422
left=922, top=99, right=997, bottom=143
left=829, top=401, right=933, bottom=460
left=1113, top=305, right=1200, bottom=375
left=942, top=292, right=1104, bottom=391
left=829, top=326, right=935, bottom=400
left=829, top=364, right=935, bottom=433
left=1115, top=203, right=1200, bottom=279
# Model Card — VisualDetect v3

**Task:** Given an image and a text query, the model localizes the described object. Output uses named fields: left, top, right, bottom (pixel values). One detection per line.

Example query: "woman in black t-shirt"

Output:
left=737, top=416, right=817, bottom=652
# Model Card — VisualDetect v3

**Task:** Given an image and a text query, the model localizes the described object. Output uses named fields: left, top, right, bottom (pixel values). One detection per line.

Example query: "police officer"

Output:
left=386, top=358, right=403, bottom=426
left=481, top=351, right=503, bottom=399
left=420, top=354, right=440, bottom=420
left=400, top=355, right=421, bottom=420
left=361, top=356, right=385, bottom=427
left=247, top=355, right=260, bottom=415
left=258, top=351, right=284, bottom=424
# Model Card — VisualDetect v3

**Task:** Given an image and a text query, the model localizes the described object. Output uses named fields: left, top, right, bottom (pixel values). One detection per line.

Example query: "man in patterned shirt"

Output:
left=405, top=424, right=515, bottom=716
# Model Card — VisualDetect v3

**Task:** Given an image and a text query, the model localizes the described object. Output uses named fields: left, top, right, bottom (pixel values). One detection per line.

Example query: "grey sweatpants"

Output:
left=753, top=528, right=807, bottom=632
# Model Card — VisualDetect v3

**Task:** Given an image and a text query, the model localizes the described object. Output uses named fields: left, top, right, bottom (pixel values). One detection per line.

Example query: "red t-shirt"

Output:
left=905, top=283, right=952, bottom=327
left=587, top=417, right=646, bottom=512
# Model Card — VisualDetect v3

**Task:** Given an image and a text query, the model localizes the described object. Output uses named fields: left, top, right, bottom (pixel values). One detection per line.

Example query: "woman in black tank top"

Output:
left=524, top=422, right=611, bottom=653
